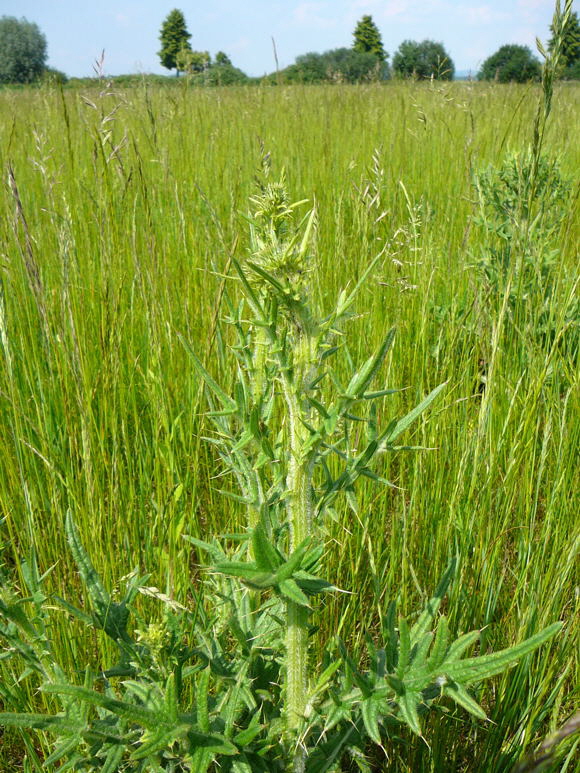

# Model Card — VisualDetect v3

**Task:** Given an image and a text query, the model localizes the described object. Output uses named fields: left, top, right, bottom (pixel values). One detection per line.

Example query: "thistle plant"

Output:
left=0, top=159, right=564, bottom=772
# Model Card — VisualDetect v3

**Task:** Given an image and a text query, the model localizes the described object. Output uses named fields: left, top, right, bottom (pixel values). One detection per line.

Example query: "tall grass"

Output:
left=0, top=76, right=578, bottom=770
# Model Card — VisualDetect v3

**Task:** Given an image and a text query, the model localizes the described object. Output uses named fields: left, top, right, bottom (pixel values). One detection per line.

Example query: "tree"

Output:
left=215, top=51, right=232, bottom=67
left=0, top=16, right=47, bottom=84
left=176, top=47, right=210, bottom=74
left=477, top=44, right=541, bottom=83
left=392, top=39, right=455, bottom=80
left=549, top=9, right=579, bottom=64
left=191, top=63, right=248, bottom=86
left=353, top=15, right=387, bottom=63
left=158, top=9, right=191, bottom=75
left=549, top=10, right=580, bottom=78
left=284, top=48, right=387, bottom=84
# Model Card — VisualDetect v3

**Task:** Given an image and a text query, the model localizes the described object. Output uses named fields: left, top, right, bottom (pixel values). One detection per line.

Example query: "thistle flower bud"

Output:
left=246, top=171, right=316, bottom=333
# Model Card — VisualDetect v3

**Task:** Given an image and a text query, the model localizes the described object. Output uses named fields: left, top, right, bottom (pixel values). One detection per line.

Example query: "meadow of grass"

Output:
left=0, top=79, right=578, bottom=770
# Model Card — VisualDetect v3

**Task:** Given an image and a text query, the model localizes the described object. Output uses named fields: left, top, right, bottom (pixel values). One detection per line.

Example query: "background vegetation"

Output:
left=0, top=76, right=578, bottom=770
left=2, top=9, right=580, bottom=85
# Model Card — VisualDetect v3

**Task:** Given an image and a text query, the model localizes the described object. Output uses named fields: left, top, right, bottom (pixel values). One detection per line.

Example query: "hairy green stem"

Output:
left=284, top=334, right=315, bottom=772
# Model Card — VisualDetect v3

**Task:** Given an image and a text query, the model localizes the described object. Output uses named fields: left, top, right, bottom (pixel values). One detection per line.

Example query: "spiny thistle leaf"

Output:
left=439, top=622, right=562, bottom=684
left=179, top=335, right=238, bottom=412
left=384, top=382, right=447, bottom=445
left=444, top=682, right=487, bottom=720
left=252, top=523, right=283, bottom=573
left=397, top=690, right=422, bottom=735
left=279, top=578, right=310, bottom=607
left=100, top=746, right=125, bottom=773
left=344, top=327, right=395, bottom=400
left=64, top=510, right=109, bottom=614
left=410, top=559, right=455, bottom=643
left=361, top=697, right=382, bottom=745
left=41, top=684, right=159, bottom=727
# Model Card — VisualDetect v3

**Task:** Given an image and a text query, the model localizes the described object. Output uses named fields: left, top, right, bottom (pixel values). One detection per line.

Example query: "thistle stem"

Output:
left=283, top=339, right=315, bottom=772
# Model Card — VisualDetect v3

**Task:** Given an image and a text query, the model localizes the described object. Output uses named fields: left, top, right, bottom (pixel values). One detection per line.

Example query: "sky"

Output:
left=0, top=0, right=561, bottom=78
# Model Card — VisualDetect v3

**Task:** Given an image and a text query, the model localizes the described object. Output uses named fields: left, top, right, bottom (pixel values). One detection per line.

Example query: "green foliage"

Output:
left=477, top=44, right=541, bottom=83
left=392, top=39, right=455, bottom=80
left=549, top=9, right=580, bottom=66
left=158, top=8, right=192, bottom=74
left=0, top=16, right=47, bottom=84
left=474, top=150, right=569, bottom=287
left=473, top=148, right=577, bottom=355
left=177, top=48, right=211, bottom=74
left=0, top=162, right=564, bottom=771
left=352, top=15, right=387, bottom=63
left=215, top=51, right=232, bottom=67
left=285, top=47, right=386, bottom=83
left=192, top=63, right=249, bottom=86
left=561, top=58, right=580, bottom=77
left=40, top=67, right=68, bottom=85
left=0, top=4, right=577, bottom=769
left=472, top=1, right=578, bottom=359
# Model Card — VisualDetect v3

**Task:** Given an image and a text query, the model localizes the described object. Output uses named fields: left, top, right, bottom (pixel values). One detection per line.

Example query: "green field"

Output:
left=0, top=81, right=578, bottom=771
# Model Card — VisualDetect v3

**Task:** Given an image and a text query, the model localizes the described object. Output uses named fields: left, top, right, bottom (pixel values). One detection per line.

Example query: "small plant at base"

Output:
left=0, top=158, right=564, bottom=772
left=471, top=0, right=578, bottom=365
left=473, top=149, right=571, bottom=303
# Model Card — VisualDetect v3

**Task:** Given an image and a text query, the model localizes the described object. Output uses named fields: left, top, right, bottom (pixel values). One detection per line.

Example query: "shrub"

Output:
left=477, top=44, right=541, bottom=82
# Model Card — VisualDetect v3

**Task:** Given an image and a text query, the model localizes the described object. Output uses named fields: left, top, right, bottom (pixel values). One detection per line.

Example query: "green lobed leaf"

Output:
left=0, top=712, right=83, bottom=732
left=231, top=258, right=267, bottom=320
left=444, top=629, right=482, bottom=663
left=188, top=731, right=238, bottom=756
left=440, top=623, right=562, bottom=685
left=197, top=667, right=210, bottom=733
left=361, top=697, right=382, bottom=745
left=252, top=523, right=282, bottom=573
left=213, top=560, right=271, bottom=585
left=44, top=735, right=81, bottom=767
left=182, top=535, right=227, bottom=563
left=64, top=510, right=109, bottom=616
left=410, top=632, right=433, bottom=670
left=444, top=682, right=487, bottom=720
left=396, top=618, right=411, bottom=677
left=179, top=335, right=238, bottom=412
left=384, top=382, right=447, bottom=445
left=279, top=578, right=310, bottom=607
left=397, top=690, right=422, bottom=735
left=232, top=761, right=254, bottom=773
left=410, top=560, right=456, bottom=644
left=427, top=615, right=450, bottom=671
left=41, top=684, right=158, bottom=728
left=131, top=724, right=188, bottom=760
left=344, top=328, right=395, bottom=400
left=100, top=745, right=126, bottom=773
left=234, top=712, right=263, bottom=747
left=273, top=538, right=311, bottom=583
left=164, top=673, right=178, bottom=724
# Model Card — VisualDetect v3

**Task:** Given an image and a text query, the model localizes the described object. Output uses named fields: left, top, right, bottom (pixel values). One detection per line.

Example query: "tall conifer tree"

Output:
left=352, top=15, right=387, bottom=63
left=158, top=9, right=192, bottom=74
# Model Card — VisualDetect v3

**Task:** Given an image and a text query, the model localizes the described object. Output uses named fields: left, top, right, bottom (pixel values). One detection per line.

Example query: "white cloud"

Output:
left=346, top=0, right=412, bottom=19
left=381, top=1, right=413, bottom=19
left=229, top=36, right=251, bottom=54
left=517, top=0, right=551, bottom=10
left=291, top=2, right=337, bottom=29
left=511, top=25, right=541, bottom=45
left=460, top=5, right=511, bottom=25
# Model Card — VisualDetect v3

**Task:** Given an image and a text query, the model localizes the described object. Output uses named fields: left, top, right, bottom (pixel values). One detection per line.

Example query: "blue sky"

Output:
left=1, top=0, right=559, bottom=77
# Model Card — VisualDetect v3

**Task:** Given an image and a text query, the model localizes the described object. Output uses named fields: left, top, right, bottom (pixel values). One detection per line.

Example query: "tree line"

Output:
left=1, top=9, right=579, bottom=85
